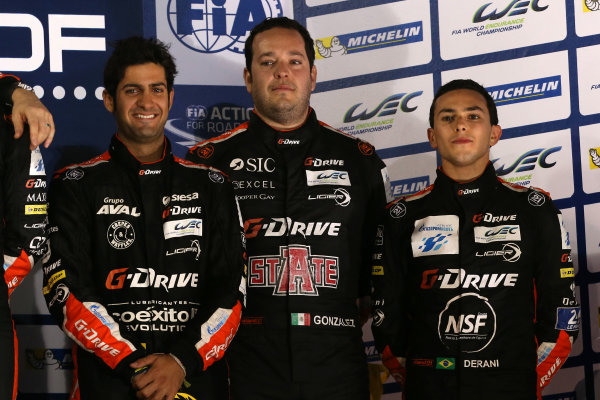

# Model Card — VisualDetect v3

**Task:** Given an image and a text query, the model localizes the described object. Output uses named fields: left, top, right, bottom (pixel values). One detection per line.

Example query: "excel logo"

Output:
left=418, top=234, right=452, bottom=253
left=167, top=0, right=283, bottom=54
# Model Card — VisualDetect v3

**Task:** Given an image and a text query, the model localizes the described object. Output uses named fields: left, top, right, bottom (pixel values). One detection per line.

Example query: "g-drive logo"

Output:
left=314, top=22, right=423, bottom=60
left=167, top=0, right=283, bottom=54
left=487, top=76, right=561, bottom=106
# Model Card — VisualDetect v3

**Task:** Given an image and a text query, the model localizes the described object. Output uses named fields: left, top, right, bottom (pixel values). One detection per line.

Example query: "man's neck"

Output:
left=117, top=134, right=165, bottom=163
left=253, top=108, right=309, bottom=131
left=440, top=160, right=490, bottom=183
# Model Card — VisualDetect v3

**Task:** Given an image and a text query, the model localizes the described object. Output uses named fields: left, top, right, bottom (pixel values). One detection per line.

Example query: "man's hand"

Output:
left=130, top=354, right=185, bottom=400
left=11, top=88, right=55, bottom=149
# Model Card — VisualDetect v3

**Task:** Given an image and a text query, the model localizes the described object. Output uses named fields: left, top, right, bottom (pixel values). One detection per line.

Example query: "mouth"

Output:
left=452, top=137, right=472, bottom=144
left=134, top=113, right=158, bottom=120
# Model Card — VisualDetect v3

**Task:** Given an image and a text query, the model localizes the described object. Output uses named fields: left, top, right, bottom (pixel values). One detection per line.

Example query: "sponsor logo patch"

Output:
left=30, top=147, right=45, bottom=176
left=306, top=170, right=351, bottom=186
left=163, top=219, right=203, bottom=239
left=528, top=191, right=546, bottom=206
left=590, top=147, right=600, bottom=169
left=411, top=215, right=459, bottom=257
left=307, top=188, right=351, bottom=207
left=25, top=204, right=47, bottom=215
left=371, top=266, right=384, bottom=276
left=555, top=307, right=580, bottom=331
left=196, top=144, right=214, bottom=159
left=249, top=245, right=338, bottom=296
left=474, top=225, right=521, bottom=243
left=560, top=268, right=574, bottom=278
left=65, top=168, right=84, bottom=180
left=107, top=220, right=135, bottom=249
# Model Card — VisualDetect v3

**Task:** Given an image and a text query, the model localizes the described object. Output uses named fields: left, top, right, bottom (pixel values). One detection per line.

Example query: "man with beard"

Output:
left=188, top=17, right=391, bottom=400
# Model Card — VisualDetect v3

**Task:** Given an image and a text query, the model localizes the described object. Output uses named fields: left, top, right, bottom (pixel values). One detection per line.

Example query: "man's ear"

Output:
left=244, top=68, right=252, bottom=95
left=490, top=125, right=502, bottom=147
left=103, top=90, right=114, bottom=113
left=427, top=127, right=438, bottom=149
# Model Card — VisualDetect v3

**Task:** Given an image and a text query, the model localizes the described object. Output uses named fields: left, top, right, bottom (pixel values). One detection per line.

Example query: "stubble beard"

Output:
left=253, top=85, right=312, bottom=128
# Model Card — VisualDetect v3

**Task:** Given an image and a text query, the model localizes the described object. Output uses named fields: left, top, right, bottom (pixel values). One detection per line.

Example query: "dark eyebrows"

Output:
left=121, top=82, right=166, bottom=90
left=437, top=105, right=485, bottom=115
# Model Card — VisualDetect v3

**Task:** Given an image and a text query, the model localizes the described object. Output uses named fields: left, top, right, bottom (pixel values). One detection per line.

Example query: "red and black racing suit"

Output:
left=0, top=72, right=48, bottom=400
left=187, top=109, right=390, bottom=400
left=43, top=135, right=246, bottom=400
left=372, top=164, right=580, bottom=399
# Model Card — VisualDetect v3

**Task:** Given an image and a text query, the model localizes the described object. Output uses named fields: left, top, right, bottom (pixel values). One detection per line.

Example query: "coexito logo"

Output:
left=167, top=0, right=283, bottom=54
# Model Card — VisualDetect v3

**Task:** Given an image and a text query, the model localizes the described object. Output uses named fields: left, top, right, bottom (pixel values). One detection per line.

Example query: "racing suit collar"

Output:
left=435, top=162, right=498, bottom=199
left=250, top=108, right=317, bottom=150
left=109, top=134, right=172, bottom=173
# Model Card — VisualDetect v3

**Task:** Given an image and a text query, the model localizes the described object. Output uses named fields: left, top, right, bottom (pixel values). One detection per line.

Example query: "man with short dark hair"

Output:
left=187, top=17, right=391, bottom=400
left=371, top=79, right=580, bottom=399
left=0, top=73, right=53, bottom=400
left=43, top=37, right=246, bottom=400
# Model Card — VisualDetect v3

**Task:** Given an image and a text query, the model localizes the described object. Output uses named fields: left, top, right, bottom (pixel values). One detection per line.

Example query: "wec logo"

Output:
left=493, top=146, right=561, bottom=176
left=343, top=92, right=422, bottom=123
left=167, top=0, right=283, bottom=54
left=473, top=0, right=548, bottom=23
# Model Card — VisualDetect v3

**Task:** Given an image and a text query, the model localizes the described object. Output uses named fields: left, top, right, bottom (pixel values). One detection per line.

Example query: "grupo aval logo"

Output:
left=167, top=0, right=283, bottom=54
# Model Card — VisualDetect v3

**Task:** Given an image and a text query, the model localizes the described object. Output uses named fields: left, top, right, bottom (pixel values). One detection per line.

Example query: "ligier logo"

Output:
left=248, top=245, right=338, bottom=295
left=314, top=22, right=423, bottom=59
left=487, top=76, right=561, bottom=106
left=167, top=0, right=283, bottom=54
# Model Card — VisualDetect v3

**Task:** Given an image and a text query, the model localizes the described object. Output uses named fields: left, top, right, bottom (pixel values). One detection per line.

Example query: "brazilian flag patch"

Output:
left=436, top=357, right=455, bottom=370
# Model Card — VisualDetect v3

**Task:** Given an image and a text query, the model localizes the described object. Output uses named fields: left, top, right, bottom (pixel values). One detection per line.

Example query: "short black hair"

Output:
left=104, top=36, right=177, bottom=101
left=244, top=17, right=315, bottom=73
left=429, top=79, right=498, bottom=128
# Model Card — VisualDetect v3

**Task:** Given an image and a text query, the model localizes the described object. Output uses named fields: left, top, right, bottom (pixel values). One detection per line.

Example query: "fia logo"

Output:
left=167, top=0, right=283, bottom=54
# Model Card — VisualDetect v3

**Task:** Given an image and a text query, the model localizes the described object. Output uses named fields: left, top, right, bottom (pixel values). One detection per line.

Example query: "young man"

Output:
left=42, top=37, right=246, bottom=400
left=371, top=79, right=580, bottom=399
left=0, top=73, right=53, bottom=400
left=187, top=17, right=391, bottom=400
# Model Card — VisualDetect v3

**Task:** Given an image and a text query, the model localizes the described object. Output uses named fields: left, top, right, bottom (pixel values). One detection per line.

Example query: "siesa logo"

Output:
left=391, top=176, right=429, bottom=198
left=473, top=0, right=548, bottom=23
left=492, top=146, right=561, bottom=177
left=167, top=0, right=283, bottom=54
left=314, top=22, right=423, bottom=59
left=487, top=76, right=561, bottom=106
left=590, top=147, right=600, bottom=169
left=585, top=0, right=600, bottom=11
left=249, top=245, right=338, bottom=295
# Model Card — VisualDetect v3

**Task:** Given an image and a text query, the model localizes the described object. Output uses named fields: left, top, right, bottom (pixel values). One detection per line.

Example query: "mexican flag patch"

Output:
left=291, top=313, right=311, bottom=326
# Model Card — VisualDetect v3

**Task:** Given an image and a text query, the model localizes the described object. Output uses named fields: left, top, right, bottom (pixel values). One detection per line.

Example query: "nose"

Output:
left=454, top=116, right=467, bottom=132
left=274, top=62, right=289, bottom=79
left=137, top=90, right=153, bottom=108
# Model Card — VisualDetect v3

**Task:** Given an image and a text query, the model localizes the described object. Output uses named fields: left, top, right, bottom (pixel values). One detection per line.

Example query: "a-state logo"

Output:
left=167, top=0, right=283, bottom=54
left=249, top=245, right=338, bottom=296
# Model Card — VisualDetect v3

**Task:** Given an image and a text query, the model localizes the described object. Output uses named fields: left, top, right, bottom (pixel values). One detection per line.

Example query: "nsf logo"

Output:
left=167, top=0, right=284, bottom=54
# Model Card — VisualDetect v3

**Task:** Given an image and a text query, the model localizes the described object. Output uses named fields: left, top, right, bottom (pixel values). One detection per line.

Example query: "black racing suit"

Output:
left=43, top=135, right=246, bottom=400
left=0, top=73, right=48, bottom=400
left=372, top=164, right=580, bottom=400
left=187, top=109, right=391, bottom=400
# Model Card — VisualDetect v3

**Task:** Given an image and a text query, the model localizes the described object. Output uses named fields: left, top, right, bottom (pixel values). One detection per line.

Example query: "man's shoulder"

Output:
left=52, top=151, right=111, bottom=182
left=188, top=121, right=250, bottom=160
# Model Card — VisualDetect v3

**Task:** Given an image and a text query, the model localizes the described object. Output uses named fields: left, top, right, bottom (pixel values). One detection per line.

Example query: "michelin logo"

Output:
left=315, top=22, right=423, bottom=59
left=487, top=76, right=561, bottom=106
left=391, top=176, right=429, bottom=198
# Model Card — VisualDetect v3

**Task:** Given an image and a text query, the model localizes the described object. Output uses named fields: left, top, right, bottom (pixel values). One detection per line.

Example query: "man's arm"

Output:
left=1, top=120, right=47, bottom=296
left=132, top=168, right=245, bottom=400
left=371, top=197, right=409, bottom=385
left=532, top=190, right=580, bottom=399
left=0, top=73, right=55, bottom=149
left=43, top=170, right=145, bottom=378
